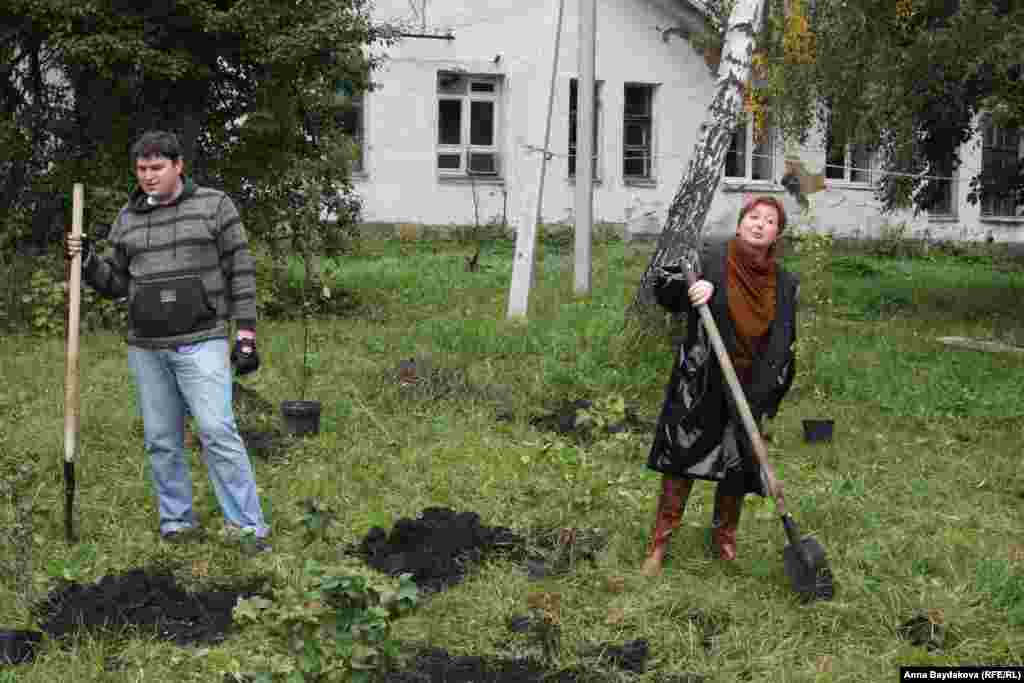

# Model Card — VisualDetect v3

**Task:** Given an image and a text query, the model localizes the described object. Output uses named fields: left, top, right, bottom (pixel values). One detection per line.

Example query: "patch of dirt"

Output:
left=353, top=508, right=610, bottom=592
left=32, top=567, right=265, bottom=646
left=385, top=644, right=706, bottom=683
left=356, top=508, right=526, bottom=593
left=383, top=647, right=612, bottom=683
left=529, top=398, right=651, bottom=444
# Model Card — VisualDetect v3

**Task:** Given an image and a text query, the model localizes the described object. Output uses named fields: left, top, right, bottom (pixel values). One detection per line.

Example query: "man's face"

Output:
left=136, top=155, right=183, bottom=199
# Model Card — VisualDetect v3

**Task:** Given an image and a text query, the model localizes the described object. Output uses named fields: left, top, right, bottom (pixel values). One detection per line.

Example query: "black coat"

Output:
left=646, top=239, right=799, bottom=488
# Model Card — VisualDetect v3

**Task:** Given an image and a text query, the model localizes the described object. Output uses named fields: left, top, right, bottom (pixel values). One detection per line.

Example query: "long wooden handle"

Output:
left=685, top=267, right=787, bottom=516
left=64, top=184, right=84, bottom=465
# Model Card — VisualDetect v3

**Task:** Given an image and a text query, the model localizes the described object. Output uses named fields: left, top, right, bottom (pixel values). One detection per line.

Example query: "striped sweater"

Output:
left=83, top=177, right=257, bottom=349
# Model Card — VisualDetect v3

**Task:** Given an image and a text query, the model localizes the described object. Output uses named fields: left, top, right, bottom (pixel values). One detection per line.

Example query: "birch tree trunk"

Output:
left=633, top=0, right=767, bottom=308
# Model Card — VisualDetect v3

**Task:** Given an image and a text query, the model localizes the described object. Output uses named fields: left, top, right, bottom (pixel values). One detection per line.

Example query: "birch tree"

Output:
left=634, top=0, right=768, bottom=307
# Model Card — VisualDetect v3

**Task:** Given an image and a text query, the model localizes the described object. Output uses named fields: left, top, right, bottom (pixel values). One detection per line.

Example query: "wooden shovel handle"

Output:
left=684, top=266, right=787, bottom=515
left=64, top=184, right=84, bottom=465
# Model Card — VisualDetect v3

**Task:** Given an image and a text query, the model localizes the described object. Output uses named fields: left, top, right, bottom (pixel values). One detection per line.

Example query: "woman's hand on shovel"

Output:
left=65, top=233, right=92, bottom=263
left=688, top=280, right=714, bottom=307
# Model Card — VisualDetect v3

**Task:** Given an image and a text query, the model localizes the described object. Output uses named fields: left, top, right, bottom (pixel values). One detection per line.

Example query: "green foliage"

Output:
left=1, top=0, right=388, bottom=255
left=2, top=250, right=127, bottom=336
left=255, top=251, right=358, bottom=321
left=975, top=559, right=1024, bottom=625
left=233, top=560, right=418, bottom=682
left=869, top=222, right=927, bottom=260
left=572, top=394, right=627, bottom=434
left=299, top=498, right=336, bottom=545
left=45, top=543, right=97, bottom=583
left=720, top=0, right=1024, bottom=214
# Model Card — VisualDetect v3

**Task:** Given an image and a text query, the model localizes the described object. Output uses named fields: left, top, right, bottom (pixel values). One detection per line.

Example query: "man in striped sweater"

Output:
left=67, top=130, right=270, bottom=553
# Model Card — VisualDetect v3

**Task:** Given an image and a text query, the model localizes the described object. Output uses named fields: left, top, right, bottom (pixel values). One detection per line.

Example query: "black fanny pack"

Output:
left=131, top=275, right=217, bottom=338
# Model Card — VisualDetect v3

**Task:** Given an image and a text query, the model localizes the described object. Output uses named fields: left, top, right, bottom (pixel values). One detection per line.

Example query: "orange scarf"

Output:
left=726, top=238, right=776, bottom=382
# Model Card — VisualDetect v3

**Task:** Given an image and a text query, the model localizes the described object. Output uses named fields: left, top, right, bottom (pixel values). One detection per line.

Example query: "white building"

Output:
left=345, top=0, right=1024, bottom=245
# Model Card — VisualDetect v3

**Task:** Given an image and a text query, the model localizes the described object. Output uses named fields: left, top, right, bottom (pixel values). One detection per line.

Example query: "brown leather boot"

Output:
left=641, top=476, right=693, bottom=576
left=712, top=494, right=743, bottom=561
left=184, top=419, right=197, bottom=451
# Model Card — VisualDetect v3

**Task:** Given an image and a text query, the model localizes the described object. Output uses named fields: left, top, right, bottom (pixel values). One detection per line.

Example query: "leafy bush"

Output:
left=234, top=559, right=418, bottom=682
left=255, top=251, right=359, bottom=320
left=869, top=221, right=922, bottom=259
left=3, top=249, right=127, bottom=336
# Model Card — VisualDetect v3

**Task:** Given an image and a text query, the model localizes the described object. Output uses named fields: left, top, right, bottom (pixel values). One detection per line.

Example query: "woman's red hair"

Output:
left=737, top=195, right=787, bottom=235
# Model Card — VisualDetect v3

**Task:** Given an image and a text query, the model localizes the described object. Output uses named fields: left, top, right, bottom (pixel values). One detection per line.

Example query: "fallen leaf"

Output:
left=1010, top=545, right=1024, bottom=563
left=605, top=575, right=626, bottom=594
left=191, top=559, right=209, bottom=578
left=526, top=591, right=561, bottom=624
left=816, top=655, right=833, bottom=673
left=605, top=607, right=626, bottom=625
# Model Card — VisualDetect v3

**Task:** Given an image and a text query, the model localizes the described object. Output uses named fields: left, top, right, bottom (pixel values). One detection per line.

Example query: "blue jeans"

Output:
left=128, top=339, right=269, bottom=538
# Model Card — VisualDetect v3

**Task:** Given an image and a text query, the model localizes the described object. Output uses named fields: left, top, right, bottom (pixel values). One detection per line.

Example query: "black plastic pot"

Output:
left=281, top=400, right=321, bottom=436
left=0, top=629, right=42, bottom=665
left=802, top=419, right=834, bottom=443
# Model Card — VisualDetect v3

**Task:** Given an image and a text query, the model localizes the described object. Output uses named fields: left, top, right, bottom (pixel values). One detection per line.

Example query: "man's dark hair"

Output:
left=130, top=131, right=183, bottom=163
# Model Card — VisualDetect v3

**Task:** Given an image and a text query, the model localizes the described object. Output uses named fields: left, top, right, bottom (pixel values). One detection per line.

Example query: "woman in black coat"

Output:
left=640, top=196, right=799, bottom=576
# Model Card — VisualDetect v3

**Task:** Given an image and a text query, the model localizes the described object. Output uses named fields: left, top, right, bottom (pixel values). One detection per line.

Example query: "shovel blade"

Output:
left=783, top=537, right=834, bottom=602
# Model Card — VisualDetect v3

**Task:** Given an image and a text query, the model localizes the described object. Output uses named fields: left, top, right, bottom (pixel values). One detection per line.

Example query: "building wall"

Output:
left=357, top=0, right=1024, bottom=245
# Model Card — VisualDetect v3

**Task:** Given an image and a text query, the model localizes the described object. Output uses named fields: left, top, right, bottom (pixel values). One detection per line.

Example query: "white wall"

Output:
left=357, top=0, right=1024, bottom=245
left=357, top=0, right=715, bottom=226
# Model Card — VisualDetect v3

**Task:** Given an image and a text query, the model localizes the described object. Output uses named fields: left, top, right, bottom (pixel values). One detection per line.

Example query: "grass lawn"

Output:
left=1, top=233, right=1023, bottom=682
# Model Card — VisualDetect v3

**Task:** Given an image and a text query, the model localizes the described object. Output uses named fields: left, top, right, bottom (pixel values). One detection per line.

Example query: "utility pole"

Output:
left=508, top=0, right=565, bottom=318
left=574, top=0, right=596, bottom=295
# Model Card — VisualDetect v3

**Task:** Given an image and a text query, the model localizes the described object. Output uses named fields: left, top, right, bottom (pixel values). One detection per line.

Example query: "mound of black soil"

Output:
left=357, top=508, right=526, bottom=593
left=33, top=568, right=264, bottom=646
left=384, top=647, right=611, bottom=683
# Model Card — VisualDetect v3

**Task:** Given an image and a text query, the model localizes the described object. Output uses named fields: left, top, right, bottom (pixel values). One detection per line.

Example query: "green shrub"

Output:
left=255, top=251, right=360, bottom=321
left=233, top=559, right=418, bottom=682
left=3, top=249, right=127, bottom=336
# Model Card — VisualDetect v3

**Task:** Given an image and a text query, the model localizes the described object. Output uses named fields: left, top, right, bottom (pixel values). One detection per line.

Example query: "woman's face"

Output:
left=736, top=202, right=780, bottom=252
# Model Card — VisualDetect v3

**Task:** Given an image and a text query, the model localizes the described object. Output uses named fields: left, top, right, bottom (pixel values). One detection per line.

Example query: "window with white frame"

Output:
left=623, top=83, right=656, bottom=181
left=568, top=78, right=602, bottom=179
left=980, top=118, right=1021, bottom=217
left=437, top=72, right=501, bottom=177
left=725, top=113, right=775, bottom=182
left=928, top=152, right=956, bottom=216
left=825, top=137, right=875, bottom=184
